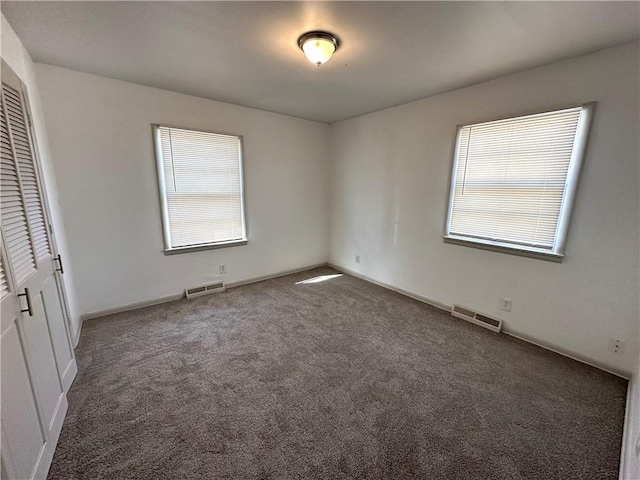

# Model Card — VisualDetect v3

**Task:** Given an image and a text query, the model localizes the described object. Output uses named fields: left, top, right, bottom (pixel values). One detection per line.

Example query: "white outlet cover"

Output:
left=500, top=297, right=512, bottom=312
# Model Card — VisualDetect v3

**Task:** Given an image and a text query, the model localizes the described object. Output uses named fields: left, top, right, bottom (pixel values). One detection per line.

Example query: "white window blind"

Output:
left=445, top=105, right=592, bottom=258
left=155, top=126, right=246, bottom=251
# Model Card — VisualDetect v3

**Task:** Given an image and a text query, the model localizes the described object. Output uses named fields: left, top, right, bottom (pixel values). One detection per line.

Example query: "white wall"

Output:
left=35, top=64, right=330, bottom=317
left=329, top=41, right=639, bottom=377
left=22, top=30, right=640, bottom=377
left=1, top=16, right=81, bottom=339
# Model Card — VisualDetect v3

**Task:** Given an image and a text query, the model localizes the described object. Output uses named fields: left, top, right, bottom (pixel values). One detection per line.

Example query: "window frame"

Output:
left=443, top=103, right=595, bottom=262
left=152, top=123, right=248, bottom=255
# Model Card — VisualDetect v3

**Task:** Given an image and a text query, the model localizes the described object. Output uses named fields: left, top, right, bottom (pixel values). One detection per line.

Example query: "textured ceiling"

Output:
left=3, top=1, right=639, bottom=123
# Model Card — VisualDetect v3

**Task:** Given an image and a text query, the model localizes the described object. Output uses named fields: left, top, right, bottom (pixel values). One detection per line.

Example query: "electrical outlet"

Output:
left=500, top=297, right=512, bottom=312
left=219, top=264, right=227, bottom=275
left=355, top=255, right=360, bottom=264
left=608, top=338, right=625, bottom=354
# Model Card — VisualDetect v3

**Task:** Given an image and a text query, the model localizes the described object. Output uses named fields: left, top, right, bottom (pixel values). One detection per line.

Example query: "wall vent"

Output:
left=185, top=282, right=225, bottom=299
left=451, top=305, right=502, bottom=333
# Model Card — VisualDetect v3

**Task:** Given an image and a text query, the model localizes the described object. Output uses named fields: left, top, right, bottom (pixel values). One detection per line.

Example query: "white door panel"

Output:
left=42, top=275, right=74, bottom=385
left=1, top=322, right=46, bottom=480
left=20, top=289, right=64, bottom=430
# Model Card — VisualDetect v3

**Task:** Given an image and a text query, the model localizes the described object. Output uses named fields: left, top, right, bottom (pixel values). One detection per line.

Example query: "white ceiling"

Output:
left=2, top=1, right=639, bottom=123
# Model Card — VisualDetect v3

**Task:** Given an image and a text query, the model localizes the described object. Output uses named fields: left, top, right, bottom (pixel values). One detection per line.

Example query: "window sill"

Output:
left=164, top=239, right=248, bottom=256
left=443, top=235, right=564, bottom=263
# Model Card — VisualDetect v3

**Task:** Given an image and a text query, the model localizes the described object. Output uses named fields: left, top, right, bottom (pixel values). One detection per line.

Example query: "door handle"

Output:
left=54, top=254, right=64, bottom=274
left=18, top=288, right=33, bottom=316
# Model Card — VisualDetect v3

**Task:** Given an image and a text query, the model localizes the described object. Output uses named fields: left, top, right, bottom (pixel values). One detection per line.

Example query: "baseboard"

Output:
left=226, top=262, right=328, bottom=289
left=502, top=328, right=629, bottom=379
left=80, top=292, right=185, bottom=322
left=620, top=373, right=633, bottom=480
left=76, top=260, right=630, bottom=380
left=328, top=262, right=629, bottom=380
left=78, top=262, right=329, bottom=323
left=327, top=263, right=451, bottom=312
left=620, top=370, right=639, bottom=479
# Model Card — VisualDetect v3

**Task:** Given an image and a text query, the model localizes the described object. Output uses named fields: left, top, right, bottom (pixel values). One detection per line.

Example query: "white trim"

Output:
left=328, top=262, right=629, bottom=379
left=502, top=328, right=628, bottom=380
left=152, top=124, right=172, bottom=250
left=620, top=375, right=633, bottom=479
left=619, top=370, right=639, bottom=479
left=225, top=263, right=328, bottom=289
left=164, top=239, right=248, bottom=255
left=80, top=292, right=184, bottom=322
left=443, top=235, right=564, bottom=263
left=79, top=262, right=328, bottom=322
left=444, top=124, right=463, bottom=236
left=327, top=263, right=451, bottom=312
left=553, top=102, right=595, bottom=253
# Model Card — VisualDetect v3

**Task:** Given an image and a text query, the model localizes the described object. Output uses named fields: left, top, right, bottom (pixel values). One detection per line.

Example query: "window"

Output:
left=444, top=104, right=593, bottom=261
left=153, top=125, right=247, bottom=254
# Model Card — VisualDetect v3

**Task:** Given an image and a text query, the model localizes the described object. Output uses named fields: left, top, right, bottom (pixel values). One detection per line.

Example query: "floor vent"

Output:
left=451, top=305, right=502, bottom=333
left=185, top=282, right=225, bottom=299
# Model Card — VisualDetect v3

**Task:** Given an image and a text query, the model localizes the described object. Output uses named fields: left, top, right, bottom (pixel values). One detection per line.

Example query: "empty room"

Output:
left=1, top=1, right=639, bottom=479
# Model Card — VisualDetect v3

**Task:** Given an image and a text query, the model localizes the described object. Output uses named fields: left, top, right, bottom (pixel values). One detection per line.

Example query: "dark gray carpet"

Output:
left=48, top=267, right=627, bottom=479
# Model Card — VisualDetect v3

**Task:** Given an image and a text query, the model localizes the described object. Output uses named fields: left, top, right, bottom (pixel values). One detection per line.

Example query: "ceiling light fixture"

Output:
left=297, top=31, right=340, bottom=66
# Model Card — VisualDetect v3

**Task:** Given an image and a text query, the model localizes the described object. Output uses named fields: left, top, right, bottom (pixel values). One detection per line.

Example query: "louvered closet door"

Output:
left=4, top=84, right=51, bottom=263
left=2, top=77, right=76, bottom=389
left=1, top=92, right=36, bottom=283
left=1, top=62, right=74, bottom=480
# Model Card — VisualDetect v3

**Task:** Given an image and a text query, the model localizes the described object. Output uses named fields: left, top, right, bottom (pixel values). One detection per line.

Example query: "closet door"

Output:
left=0, top=62, right=74, bottom=479
left=0, top=238, right=48, bottom=480
left=14, top=81, right=75, bottom=383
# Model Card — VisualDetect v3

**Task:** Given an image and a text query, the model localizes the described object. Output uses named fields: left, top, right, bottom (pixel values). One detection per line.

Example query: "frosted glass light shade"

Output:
left=297, top=31, right=340, bottom=66
left=302, top=38, right=335, bottom=65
